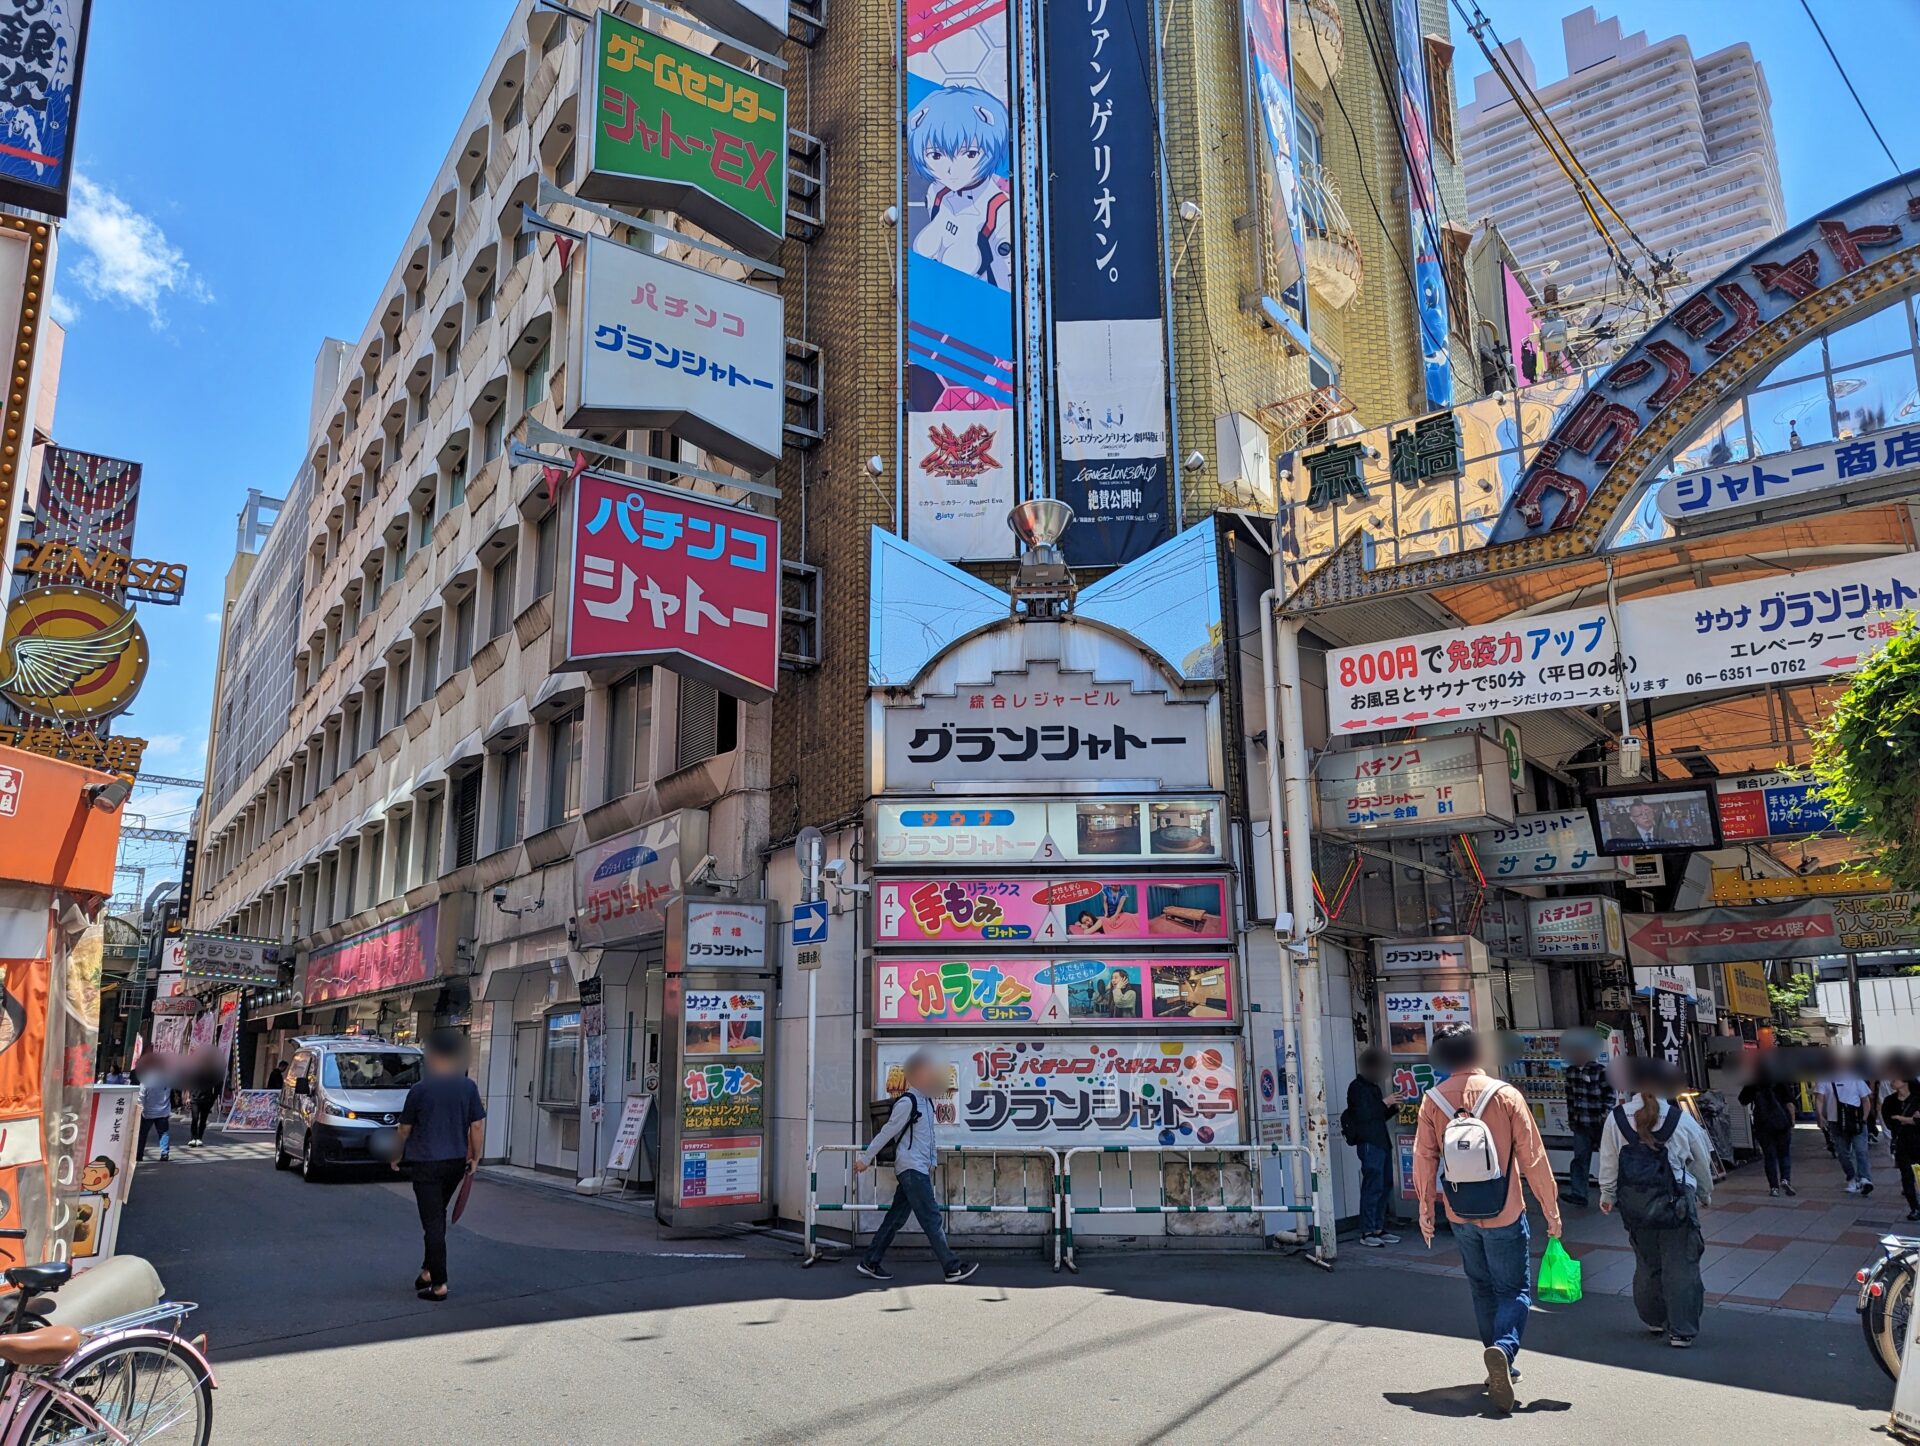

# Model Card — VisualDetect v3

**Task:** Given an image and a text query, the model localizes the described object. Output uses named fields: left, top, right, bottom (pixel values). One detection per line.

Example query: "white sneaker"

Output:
left=1361, top=1233, right=1386, bottom=1248
left=1376, top=1231, right=1402, bottom=1244
left=1846, top=1180, right=1862, bottom=1193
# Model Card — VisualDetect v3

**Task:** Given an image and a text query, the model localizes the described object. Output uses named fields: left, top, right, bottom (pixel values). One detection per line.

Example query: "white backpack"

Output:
left=1426, top=1082, right=1512, bottom=1219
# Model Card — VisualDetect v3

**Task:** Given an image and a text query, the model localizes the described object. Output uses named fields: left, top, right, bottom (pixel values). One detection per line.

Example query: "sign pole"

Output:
left=1848, top=953, right=1865, bottom=1047
left=794, top=826, right=825, bottom=1255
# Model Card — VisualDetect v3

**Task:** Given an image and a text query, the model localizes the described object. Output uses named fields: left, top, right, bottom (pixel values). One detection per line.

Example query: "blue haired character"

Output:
left=908, top=85, right=1013, bottom=291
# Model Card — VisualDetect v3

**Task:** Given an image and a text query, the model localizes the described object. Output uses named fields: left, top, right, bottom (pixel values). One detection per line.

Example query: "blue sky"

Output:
left=40, top=0, right=1919, bottom=839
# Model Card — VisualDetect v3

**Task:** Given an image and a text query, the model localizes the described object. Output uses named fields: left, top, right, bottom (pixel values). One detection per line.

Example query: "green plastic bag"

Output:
left=1538, top=1238, right=1582, bottom=1303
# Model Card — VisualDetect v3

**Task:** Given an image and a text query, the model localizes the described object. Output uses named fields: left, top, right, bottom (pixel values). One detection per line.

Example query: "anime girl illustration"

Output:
left=907, top=85, right=1014, bottom=291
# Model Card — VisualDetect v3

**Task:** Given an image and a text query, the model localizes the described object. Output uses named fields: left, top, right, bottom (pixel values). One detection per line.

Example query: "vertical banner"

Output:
left=1389, top=0, right=1451, bottom=409
left=0, top=0, right=89, bottom=218
left=904, top=0, right=1019, bottom=562
left=1046, top=0, right=1171, bottom=569
left=1244, top=0, right=1307, bottom=335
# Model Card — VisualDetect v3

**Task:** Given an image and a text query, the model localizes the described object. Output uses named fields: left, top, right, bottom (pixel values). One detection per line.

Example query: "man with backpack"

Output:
left=1598, top=1058, right=1714, bottom=1348
left=853, top=1051, right=979, bottom=1284
left=1413, top=1026, right=1562, bottom=1414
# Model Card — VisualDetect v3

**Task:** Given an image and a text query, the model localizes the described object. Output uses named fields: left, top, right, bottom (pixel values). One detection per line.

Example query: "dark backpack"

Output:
left=867, top=1093, right=922, bottom=1167
left=1751, top=1086, right=1793, bottom=1133
left=1339, top=1103, right=1362, bottom=1146
left=1612, top=1103, right=1690, bottom=1231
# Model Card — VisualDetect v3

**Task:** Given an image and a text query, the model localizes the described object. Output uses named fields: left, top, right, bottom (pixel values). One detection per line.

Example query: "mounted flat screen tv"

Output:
left=1589, top=786, right=1721, bottom=856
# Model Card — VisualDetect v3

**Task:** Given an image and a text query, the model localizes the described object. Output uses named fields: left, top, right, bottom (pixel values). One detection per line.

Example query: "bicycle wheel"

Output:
left=1867, top=1260, right=1917, bottom=1382
left=18, top=1337, right=212, bottom=1446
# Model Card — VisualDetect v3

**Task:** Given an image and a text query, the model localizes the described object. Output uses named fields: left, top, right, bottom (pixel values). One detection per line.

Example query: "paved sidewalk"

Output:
left=1362, top=1125, right=1905, bottom=1322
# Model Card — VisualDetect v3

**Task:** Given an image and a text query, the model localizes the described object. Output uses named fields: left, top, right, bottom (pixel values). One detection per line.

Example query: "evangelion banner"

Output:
left=876, top=876, right=1229, bottom=945
left=903, top=0, right=1019, bottom=563
left=580, top=9, right=787, bottom=257
left=876, top=1037, right=1243, bottom=1147
left=1045, top=0, right=1170, bottom=567
left=876, top=956, right=1235, bottom=1026
left=566, top=472, right=780, bottom=699
left=1244, top=0, right=1307, bottom=334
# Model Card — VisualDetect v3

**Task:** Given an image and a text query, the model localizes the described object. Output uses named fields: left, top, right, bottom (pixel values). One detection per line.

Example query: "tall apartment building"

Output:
left=192, top=0, right=1484, bottom=1225
left=1459, top=7, right=1786, bottom=311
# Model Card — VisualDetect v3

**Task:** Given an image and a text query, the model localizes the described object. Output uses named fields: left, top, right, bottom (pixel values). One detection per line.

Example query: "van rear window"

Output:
left=323, top=1053, right=423, bottom=1090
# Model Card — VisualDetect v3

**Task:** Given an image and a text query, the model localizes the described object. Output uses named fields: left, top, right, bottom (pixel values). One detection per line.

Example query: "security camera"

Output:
left=865, top=456, right=885, bottom=477
left=882, top=205, right=899, bottom=227
left=687, top=854, right=718, bottom=888
left=1178, top=199, right=1202, bottom=223
left=1182, top=451, right=1206, bottom=472
left=492, top=884, right=509, bottom=907
left=84, top=779, right=132, bottom=812
left=822, top=858, right=849, bottom=884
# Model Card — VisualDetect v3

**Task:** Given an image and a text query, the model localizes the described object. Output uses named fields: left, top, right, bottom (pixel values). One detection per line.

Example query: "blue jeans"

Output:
left=1837, top=1129, right=1872, bottom=1184
left=136, top=1115, right=170, bottom=1160
left=864, top=1169, right=959, bottom=1272
left=1454, top=1214, right=1532, bottom=1366
left=1565, top=1123, right=1602, bottom=1206
left=1356, top=1142, right=1390, bottom=1235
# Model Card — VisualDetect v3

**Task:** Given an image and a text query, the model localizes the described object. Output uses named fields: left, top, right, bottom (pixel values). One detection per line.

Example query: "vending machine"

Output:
left=1372, top=936, right=1498, bottom=1203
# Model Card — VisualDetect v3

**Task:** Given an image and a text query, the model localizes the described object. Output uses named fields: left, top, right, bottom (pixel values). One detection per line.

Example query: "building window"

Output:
left=421, top=793, right=445, bottom=880
left=415, top=492, right=436, bottom=549
left=391, top=810, right=412, bottom=896
left=483, top=406, right=506, bottom=462
left=540, top=18, right=566, bottom=55
left=365, top=829, right=385, bottom=905
left=472, top=277, right=494, bottom=328
left=467, top=167, right=485, bottom=202
left=604, top=668, right=653, bottom=800
left=495, top=743, right=526, bottom=850
left=418, top=627, right=441, bottom=698
left=512, top=226, right=536, bottom=265
left=451, top=592, right=477, bottom=673
left=676, top=678, right=739, bottom=771
left=449, top=453, right=468, bottom=508
left=540, top=1009, right=581, bottom=1106
left=415, top=387, right=430, bottom=425
left=555, top=141, right=576, bottom=186
left=503, top=90, right=524, bottom=132
left=438, top=229, right=453, bottom=262
left=441, top=334, right=458, bottom=381
left=534, top=509, right=559, bottom=598
left=341, top=839, right=360, bottom=918
left=368, top=679, right=386, bottom=742
left=394, top=654, right=413, bottom=719
left=488, top=549, right=518, bottom=637
left=523, top=343, right=550, bottom=410
left=546, top=712, right=582, bottom=826
left=451, top=771, right=482, bottom=868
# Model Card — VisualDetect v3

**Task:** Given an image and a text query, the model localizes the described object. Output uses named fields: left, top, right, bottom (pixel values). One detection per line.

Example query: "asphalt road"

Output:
left=120, top=1138, right=1894, bottom=1443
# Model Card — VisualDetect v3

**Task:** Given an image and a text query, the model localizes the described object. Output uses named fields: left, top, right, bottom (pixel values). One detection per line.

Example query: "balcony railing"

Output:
left=1290, top=0, right=1343, bottom=90
left=1299, top=158, right=1362, bottom=309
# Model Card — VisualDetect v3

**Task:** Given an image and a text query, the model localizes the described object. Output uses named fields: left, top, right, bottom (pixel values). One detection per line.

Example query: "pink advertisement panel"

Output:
left=875, top=875, right=1229, bottom=946
left=875, top=955, right=1234, bottom=1027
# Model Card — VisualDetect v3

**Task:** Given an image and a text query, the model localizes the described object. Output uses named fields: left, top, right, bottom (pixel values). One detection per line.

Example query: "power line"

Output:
left=1798, top=0, right=1900, bottom=174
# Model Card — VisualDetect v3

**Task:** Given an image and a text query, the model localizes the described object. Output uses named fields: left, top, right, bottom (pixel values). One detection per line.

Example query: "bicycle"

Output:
left=0, top=1231, right=214, bottom=1445
left=1858, top=1232, right=1919, bottom=1381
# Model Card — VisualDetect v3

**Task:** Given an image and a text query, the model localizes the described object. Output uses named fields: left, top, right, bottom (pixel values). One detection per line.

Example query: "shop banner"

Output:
left=1657, top=419, right=1920, bottom=522
left=566, top=470, right=781, bottom=700
left=1390, top=0, right=1450, bottom=408
left=1046, top=0, right=1170, bottom=568
left=580, top=9, right=787, bottom=257
left=876, top=875, right=1230, bottom=946
left=1526, top=896, right=1624, bottom=959
left=574, top=812, right=694, bottom=947
left=568, top=235, right=784, bottom=472
left=1629, top=893, right=1920, bottom=964
left=874, top=796, right=1225, bottom=866
left=684, top=989, right=764, bottom=1056
left=1326, top=552, right=1920, bottom=733
left=607, top=1094, right=654, bottom=1173
left=0, top=0, right=88, bottom=218
left=680, top=1134, right=761, bottom=1207
left=150, top=1016, right=190, bottom=1055
left=881, top=660, right=1214, bottom=791
left=304, top=904, right=438, bottom=1008
left=1316, top=734, right=1515, bottom=834
left=876, top=1037, right=1243, bottom=1147
left=1475, top=810, right=1618, bottom=881
left=1384, top=989, right=1472, bottom=1061
left=1713, top=770, right=1833, bottom=842
left=680, top=1056, right=762, bottom=1129
left=181, top=933, right=277, bottom=986
left=1651, top=988, right=1697, bottom=1069
left=876, top=956, right=1234, bottom=1027
left=1243, top=0, right=1307, bottom=335
left=581, top=976, right=606, bottom=1126
left=903, top=0, right=1018, bottom=564
left=1721, top=961, right=1772, bottom=1018
left=684, top=900, right=769, bottom=971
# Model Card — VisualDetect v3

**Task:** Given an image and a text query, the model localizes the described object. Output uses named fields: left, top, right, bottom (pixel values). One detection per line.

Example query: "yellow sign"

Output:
left=0, top=586, right=149, bottom=722
left=11, top=541, right=187, bottom=600
left=1721, top=962, right=1772, bottom=1017
left=1708, top=864, right=1890, bottom=904
left=0, top=724, right=144, bottom=775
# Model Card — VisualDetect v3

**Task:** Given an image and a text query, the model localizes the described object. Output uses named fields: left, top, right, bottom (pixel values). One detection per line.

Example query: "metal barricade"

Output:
left=1059, top=1143, right=1316, bottom=1272
left=804, top=1144, right=1063, bottom=1271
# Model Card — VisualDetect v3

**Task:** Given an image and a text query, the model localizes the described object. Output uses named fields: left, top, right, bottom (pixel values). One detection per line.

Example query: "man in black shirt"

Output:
left=1345, top=1047, right=1402, bottom=1247
left=393, top=1030, right=487, bottom=1301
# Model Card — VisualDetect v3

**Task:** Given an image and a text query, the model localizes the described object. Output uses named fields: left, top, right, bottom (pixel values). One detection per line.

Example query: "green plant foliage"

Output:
left=1811, top=616, right=1920, bottom=890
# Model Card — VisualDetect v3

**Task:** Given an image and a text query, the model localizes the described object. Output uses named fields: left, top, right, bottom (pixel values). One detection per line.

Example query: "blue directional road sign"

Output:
left=793, top=900, right=830, bottom=945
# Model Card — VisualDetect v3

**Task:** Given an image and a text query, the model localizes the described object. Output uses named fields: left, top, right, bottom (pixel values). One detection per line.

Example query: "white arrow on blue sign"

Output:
left=792, top=900, right=829, bottom=945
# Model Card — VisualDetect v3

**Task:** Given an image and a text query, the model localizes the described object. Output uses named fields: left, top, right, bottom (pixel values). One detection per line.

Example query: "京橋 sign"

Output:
left=580, top=9, right=787, bottom=257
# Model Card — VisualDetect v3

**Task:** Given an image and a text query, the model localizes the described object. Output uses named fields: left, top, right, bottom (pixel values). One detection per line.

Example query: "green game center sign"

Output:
left=580, top=9, right=788, bottom=258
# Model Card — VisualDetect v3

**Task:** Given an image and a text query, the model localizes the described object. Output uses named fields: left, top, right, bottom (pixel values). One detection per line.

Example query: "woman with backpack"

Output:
left=1738, top=1072, right=1798, bottom=1197
left=1598, top=1059, right=1715, bottom=1348
left=1878, top=1076, right=1920, bottom=1220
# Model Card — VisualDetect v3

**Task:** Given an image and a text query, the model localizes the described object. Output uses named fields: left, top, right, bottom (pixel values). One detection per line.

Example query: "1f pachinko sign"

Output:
left=902, top=0, right=1018, bottom=562
left=876, top=1037, right=1243, bottom=1147
left=580, top=9, right=787, bottom=257
left=876, top=875, right=1229, bottom=946
left=565, top=471, right=781, bottom=699
left=876, top=956, right=1235, bottom=1027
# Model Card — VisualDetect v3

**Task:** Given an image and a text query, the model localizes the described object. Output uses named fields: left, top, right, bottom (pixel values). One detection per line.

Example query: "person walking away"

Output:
left=1817, top=1070, right=1875, bottom=1195
left=392, top=1031, right=486, bottom=1302
left=186, top=1058, right=223, bottom=1148
left=266, top=1060, right=287, bottom=1091
left=1342, top=1047, right=1401, bottom=1246
left=1561, top=1033, right=1612, bottom=1209
left=853, top=1050, right=978, bottom=1284
left=1882, top=1078, right=1920, bottom=1221
left=1599, top=1059, right=1714, bottom=1348
left=1413, top=1025, right=1562, bottom=1413
left=135, top=1065, right=174, bottom=1163
left=1738, top=1071, right=1797, bottom=1197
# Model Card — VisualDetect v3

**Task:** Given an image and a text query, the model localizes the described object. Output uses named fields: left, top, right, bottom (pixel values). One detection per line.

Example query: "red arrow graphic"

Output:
left=1403, top=711, right=1431, bottom=721
left=1340, top=719, right=1370, bottom=730
left=1434, top=707, right=1462, bottom=717
left=1371, top=715, right=1398, bottom=726
left=1821, top=655, right=1858, bottom=668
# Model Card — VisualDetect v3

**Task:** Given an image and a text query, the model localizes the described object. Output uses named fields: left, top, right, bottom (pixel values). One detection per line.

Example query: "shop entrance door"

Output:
left=510, top=1021, right=539, bottom=1169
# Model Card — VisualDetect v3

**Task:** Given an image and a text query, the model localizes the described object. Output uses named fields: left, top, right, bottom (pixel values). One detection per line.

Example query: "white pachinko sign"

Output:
left=1326, top=552, right=1920, bottom=732
left=568, top=234, right=784, bottom=473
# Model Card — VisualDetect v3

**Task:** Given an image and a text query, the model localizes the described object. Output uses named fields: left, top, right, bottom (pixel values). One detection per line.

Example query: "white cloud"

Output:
left=47, top=292, right=75, bottom=326
left=144, top=733, right=186, bottom=757
left=203, top=611, right=220, bottom=624
left=63, top=175, right=211, bottom=327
